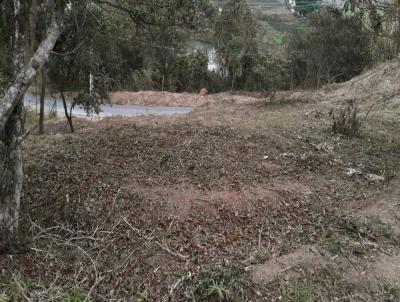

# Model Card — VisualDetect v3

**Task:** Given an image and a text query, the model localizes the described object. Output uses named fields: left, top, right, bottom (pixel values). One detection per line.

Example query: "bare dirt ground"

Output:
left=28, top=88, right=264, bottom=107
left=1, top=62, right=400, bottom=301
left=110, top=90, right=266, bottom=107
left=110, top=91, right=210, bottom=107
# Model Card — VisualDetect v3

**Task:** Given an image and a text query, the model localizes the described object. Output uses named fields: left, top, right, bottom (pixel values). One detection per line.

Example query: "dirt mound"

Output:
left=356, top=180, right=400, bottom=236
left=111, top=90, right=211, bottom=107
left=345, top=255, right=400, bottom=290
left=125, top=181, right=310, bottom=219
left=251, top=246, right=330, bottom=284
left=110, top=90, right=265, bottom=107
left=373, top=255, right=400, bottom=282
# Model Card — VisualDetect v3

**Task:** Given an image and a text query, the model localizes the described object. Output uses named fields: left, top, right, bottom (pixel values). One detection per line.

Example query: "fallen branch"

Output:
left=258, top=225, right=264, bottom=251
left=101, top=188, right=121, bottom=225
left=18, top=125, right=38, bottom=144
left=364, top=91, right=400, bottom=119
left=122, top=216, right=189, bottom=260
left=357, top=233, right=394, bottom=256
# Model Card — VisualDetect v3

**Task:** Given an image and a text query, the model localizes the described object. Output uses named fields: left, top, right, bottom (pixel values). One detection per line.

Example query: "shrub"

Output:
left=289, top=6, right=371, bottom=89
left=330, top=100, right=361, bottom=136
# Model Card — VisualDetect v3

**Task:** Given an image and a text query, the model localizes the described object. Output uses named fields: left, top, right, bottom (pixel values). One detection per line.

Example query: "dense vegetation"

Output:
left=1, top=0, right=396, bottom=96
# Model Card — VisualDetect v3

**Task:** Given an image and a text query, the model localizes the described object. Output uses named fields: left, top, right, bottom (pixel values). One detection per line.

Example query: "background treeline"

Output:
left=1, top=0, right=400, bottom=95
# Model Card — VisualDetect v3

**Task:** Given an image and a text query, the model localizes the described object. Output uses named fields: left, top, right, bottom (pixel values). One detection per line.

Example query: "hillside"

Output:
left=323, top=59, right=400, bottom=120
left=272, top=59, right=400, bottom=122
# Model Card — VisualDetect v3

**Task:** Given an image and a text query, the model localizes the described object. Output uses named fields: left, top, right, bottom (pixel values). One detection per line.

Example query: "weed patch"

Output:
left=385, top=283, right=400, bottom=302
left=330, top=100, right=361, bottom=136
left=280, top=281, right=318, bottom=302
left=179, top=264, right=254, bottom=301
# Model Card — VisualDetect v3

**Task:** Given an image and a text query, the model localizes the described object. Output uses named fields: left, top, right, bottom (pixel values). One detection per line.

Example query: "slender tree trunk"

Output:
left=25, top=0, right=38, bottom=63
left=230, top=69, right=236, bottom=92
left=0, top=106, right=23, bottom=239
left=39, top=68, right=46, bottom=134
left=61, top=91, right=74, bottom=133
left=0, top=0, right=25, bottom=242
left=0, top=2, right=62, bottom=240
left=0, top=12, right=62, bottom=131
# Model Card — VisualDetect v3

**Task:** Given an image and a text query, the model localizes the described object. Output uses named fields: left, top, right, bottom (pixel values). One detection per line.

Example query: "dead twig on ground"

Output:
left=357, top=233, right=394, bottom=256
left=122, top=216, right=189, bottom=260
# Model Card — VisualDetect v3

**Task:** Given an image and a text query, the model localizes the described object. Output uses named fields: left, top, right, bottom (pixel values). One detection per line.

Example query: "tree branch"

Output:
left=17, top=125, right=38, bottom=144
left=0, top=8, right=63, bottom=132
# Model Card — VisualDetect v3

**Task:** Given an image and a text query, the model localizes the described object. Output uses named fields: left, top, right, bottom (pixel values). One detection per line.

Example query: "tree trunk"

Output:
left=0, top=2, right=62, bottom=240
left=230, top=69, right=236, bottom=92
left=0, top=12, right=62, bottom=132
left=0, top=106, right=23, bottom=238
left=61, top=91, right=74, bottom=133
left=39, top=68, right=46, bottom=134
left=26, top=0, right=38, bottom=62
left=0, top=0, right=26, bottom=243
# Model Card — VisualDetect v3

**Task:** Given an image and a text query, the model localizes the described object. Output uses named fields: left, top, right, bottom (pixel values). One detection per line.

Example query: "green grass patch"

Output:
left=1, top=273, right=90, bottom=302
left=181, top=263, right=254, bottom=301
left=280, top=281, right=318, bottom=302
left=385, top=283, right=400, bottom=302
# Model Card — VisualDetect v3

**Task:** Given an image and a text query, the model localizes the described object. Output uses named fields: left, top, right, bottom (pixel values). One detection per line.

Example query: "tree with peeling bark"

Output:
left=0, top=0, right=63, bottom=246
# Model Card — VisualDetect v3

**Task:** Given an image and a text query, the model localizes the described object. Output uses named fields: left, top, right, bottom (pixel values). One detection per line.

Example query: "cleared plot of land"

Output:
left=1, top=61, right=400, bottom=301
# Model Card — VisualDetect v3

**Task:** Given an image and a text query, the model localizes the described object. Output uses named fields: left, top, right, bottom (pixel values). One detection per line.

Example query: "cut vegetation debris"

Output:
left=1, top=61, right=400, bottom=301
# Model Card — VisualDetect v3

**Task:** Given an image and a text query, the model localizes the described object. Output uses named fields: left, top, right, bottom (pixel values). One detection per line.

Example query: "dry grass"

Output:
left=110, top=91, right=210, bottom=107
left=110, top=90, right=269, bottom=107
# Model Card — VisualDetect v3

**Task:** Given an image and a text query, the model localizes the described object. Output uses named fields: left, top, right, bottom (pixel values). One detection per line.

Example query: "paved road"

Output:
left=23, top=92, right=193, bottom=118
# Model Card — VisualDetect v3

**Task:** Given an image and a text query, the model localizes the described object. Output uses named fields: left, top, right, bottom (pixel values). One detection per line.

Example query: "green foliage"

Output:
left=0, top=77, right=8, bottom=96
left=251, top=54, right=291, bottom=91
left=330, top=100, right=361, bottom=136
left=206, top=281, right=228, bottom=300
left=183, top=264, right=253, bottom=301
left=131, top=68, right=160, bottom=91
left=174, top=50, right=208, bottom=91
left=214, top=0, right=258, bottom=90
left=329, top=238, right=344, bottom=255
left=385, top=283, right=400, bottom=302
left=73, top=69, right=111, bottom=116
left=294, top=0, right=321, bottom=17
left=7, top=273, right=32, bottom=301
left=205, top=70, right=226, bottom=93
left=0, top=293, right=9, bottom=302
left=342, top=217, right=397, bottom=242
left=47, top=0, right=214, bottom=95
left=345, top=0, right=400, bottom=60
left=24, top=109, right=38, bottom=126
left=2, top=273, right=90, bottom=302
left=0, top=3, right=15, bottom=80
left=137, top=288, right=150, bottom=302
left=280, top=282, right=318, bottom=302
left=289, top=6, right=371, bottom=88
left=66, top=286, right=89, bottom=302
